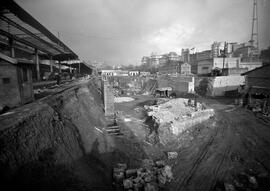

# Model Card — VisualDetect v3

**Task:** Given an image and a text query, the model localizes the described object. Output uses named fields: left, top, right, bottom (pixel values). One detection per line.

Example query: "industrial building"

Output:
left=0, top=1, right=92, bottom=108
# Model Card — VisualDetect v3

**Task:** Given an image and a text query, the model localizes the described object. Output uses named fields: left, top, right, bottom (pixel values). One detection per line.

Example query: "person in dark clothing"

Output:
left=55, top=73, right=61, bottom=85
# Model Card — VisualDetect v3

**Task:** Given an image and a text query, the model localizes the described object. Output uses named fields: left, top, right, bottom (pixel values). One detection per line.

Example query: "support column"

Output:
left=50, top=55, right=53, bottom=73
left=58, top=61, right=61, bottom=74
left=78, top=62, right=81, bottom=75
left=9, top=38, right=15, bottom=57
left=35, top=49, right=40, bottom=81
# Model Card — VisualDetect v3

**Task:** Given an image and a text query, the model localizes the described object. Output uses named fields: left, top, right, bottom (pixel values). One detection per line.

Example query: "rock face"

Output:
left=0, top=79, right=114, bottom=190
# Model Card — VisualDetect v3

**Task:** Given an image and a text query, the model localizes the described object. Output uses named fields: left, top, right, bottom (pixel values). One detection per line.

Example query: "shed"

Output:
left=0, top=52, right=34, bottom=108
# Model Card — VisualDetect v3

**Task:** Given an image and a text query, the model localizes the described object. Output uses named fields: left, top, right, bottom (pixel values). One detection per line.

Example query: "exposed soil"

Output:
left=115, top=95, right=270, bottom=191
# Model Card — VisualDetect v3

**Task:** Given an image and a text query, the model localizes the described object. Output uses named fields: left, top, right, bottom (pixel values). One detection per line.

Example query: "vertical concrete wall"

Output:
left=103, top=80, right=114, bottom=116
left=208, top=76, right=245, bottom=96
left=0, top=61, right=21, bottom=107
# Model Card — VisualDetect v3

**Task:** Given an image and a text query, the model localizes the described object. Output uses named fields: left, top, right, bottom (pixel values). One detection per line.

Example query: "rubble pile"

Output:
left=113, top=159, right=173, bottom=190
left=145, top=98, right=214, bottom=143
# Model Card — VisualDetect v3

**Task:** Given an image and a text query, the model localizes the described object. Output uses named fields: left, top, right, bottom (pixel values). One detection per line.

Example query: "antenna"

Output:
left=250, top=0, right=259, bottom=49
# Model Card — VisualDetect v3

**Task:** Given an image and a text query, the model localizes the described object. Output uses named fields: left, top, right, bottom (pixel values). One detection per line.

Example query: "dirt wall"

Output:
left=0, top=79, right=115, bottom=190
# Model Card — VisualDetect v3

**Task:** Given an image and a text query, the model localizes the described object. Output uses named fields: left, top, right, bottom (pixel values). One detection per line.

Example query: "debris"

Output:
left=123, top=179, right=133, bottom=189
left=113, top=159, right=173, bottom=190
left=167, top=152, right=178, bottom=159
left=126, top=169, right=137, bottom=178
left=162, top=165, right=173, bottom=181
left=224, top=183, right=235, bottom=191
left=142, top=159, right=155, bottom=169
left=155, top=160, right=165, bottom=168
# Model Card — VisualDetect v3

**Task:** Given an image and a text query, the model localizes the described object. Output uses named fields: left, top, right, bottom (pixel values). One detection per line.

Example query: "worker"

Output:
left=55, top=73, right=61, bottom=85
left=194, top=97, right=198, bottom=111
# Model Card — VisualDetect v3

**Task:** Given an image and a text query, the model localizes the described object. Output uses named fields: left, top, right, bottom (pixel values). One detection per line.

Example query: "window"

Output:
left=2, top=78, right=10, bottom=84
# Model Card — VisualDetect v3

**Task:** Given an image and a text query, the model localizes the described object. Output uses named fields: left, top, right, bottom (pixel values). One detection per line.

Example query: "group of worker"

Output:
left=187, top=98, right=206, bottom=111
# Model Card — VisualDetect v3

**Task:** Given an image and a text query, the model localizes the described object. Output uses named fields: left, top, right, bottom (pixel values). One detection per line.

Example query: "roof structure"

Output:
left=0, top=0, right=78, bottom=61
left=241, top=64, right=270, bottom=75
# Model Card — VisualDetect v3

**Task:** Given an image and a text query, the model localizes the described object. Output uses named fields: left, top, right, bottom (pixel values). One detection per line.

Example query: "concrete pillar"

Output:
left=78, top=62, right=81, bottom=75
left=9, top=38, right=15, bottom=57
left=50, top=55, right=53, bottom=72
left=58, top=61, right=61, bottom=74
left=35, top=49, right=40, bottom=81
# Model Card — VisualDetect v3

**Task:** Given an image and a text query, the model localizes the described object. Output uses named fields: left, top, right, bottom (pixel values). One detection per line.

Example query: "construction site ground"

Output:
left=115, top=95, right=270, bottom=191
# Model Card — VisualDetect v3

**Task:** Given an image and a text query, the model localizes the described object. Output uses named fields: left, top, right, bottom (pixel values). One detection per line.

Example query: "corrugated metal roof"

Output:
left=0, top=1, right=78, bottom=61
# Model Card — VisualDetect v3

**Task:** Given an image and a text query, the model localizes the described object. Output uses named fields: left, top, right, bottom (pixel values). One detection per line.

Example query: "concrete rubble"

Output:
left=113, top=159, right=173, bottom=190
left=145, top=98, right=215, bottom=137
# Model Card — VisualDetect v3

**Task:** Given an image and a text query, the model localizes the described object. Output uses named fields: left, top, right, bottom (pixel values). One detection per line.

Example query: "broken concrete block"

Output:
left=157, top=174, right=166, bottom=185
left=248, top=176, right=258, bottom=189
left=142, top=159, right=155, bottom=169
left=144, top=183, right=158, bottom=191
left=123, top=179, right=133, bottom=189
left=162, top=165, right=173, bottom=181
left=167, top=152, right=178, bottom=159
left=116, top=163, right=127, bottom=171
left=144, top=172, right=154, bottom=183
left=113, top=171, right=124, bottom=183
left=224, top=183, right=235, bottom=191
left=155, top=160, right=165, bottom=168
left=125, top=169, right=137, bottom=178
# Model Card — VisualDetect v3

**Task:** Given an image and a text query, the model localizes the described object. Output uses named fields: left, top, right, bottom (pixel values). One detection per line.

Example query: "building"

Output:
left=196, top=50, right=212, bottom=61
left=158, top=61, right=180, bottom=75
left=242, top=65, right=270, bottom=91
left=213, top=57, right=241, bottom=69
left=0, top=1, right=79, bottom=83
left=261, top=47, right=270, bottom=65
left=180, top=63, right=191, bottom=75
left=168, top=52, right=180, bottom=61
left=241, top=65, right=270, bottom=109
left=159, top=55, right=169, bottom=65
left=181, top=49, right=190, bottom=62
left=150, top=53, right=162, bottom=67
left=189, top=53, right=197, bottom=74
left=129, top=71, right=139, bottom=76
left=100, top=70, right=129, bottom=76
left=197, top=59, right=213, bottom=74
left=141, top=56, right=150, bottom=65
left=0, top=52, right=34, bottom=108
left=211, top=41, right=226, bottom=58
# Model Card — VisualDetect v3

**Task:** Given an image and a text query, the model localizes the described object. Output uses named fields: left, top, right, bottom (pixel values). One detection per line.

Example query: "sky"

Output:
left=15, top=0, right=270, bottom=66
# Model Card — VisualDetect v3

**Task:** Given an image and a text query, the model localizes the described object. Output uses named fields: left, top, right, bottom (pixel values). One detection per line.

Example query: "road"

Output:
left=170, top=99, right=270, bottom=191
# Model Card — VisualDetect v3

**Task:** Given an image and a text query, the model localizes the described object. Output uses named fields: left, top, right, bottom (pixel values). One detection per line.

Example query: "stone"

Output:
left=157, top=174, right=166, bottom=185
left=167, top=152, right=178, bottom=159
left=117, top=163, right=127, bottom=170
left=163, top=165, right=173, bottom=181
left=144, top=172, right=154, bottom=183
left=144, top=183, right=158, bottom=191
left=126, top=169, right=137, bottom=178
left=248, top=176, right=258, bottom=189
left=155, top=160, right=165, bottom=168
left=224, top=183, right=235, bottom=191
left=123, top=179, right=133, bottom=189
left=113, top=171, right=124, bottom=183
left=142, top=159, right=155, bottom=169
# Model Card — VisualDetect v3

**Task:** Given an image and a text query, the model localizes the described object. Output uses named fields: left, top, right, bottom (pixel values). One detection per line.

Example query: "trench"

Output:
left=0, top=79, right=149, bottom=191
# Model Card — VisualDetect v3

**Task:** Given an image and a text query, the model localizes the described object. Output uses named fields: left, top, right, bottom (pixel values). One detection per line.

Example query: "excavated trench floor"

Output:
left=115, top=95, right=270, bottom=191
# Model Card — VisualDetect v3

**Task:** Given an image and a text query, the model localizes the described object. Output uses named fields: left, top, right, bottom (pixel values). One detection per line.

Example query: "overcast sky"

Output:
left=15, top=0, right=270, bottom=66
